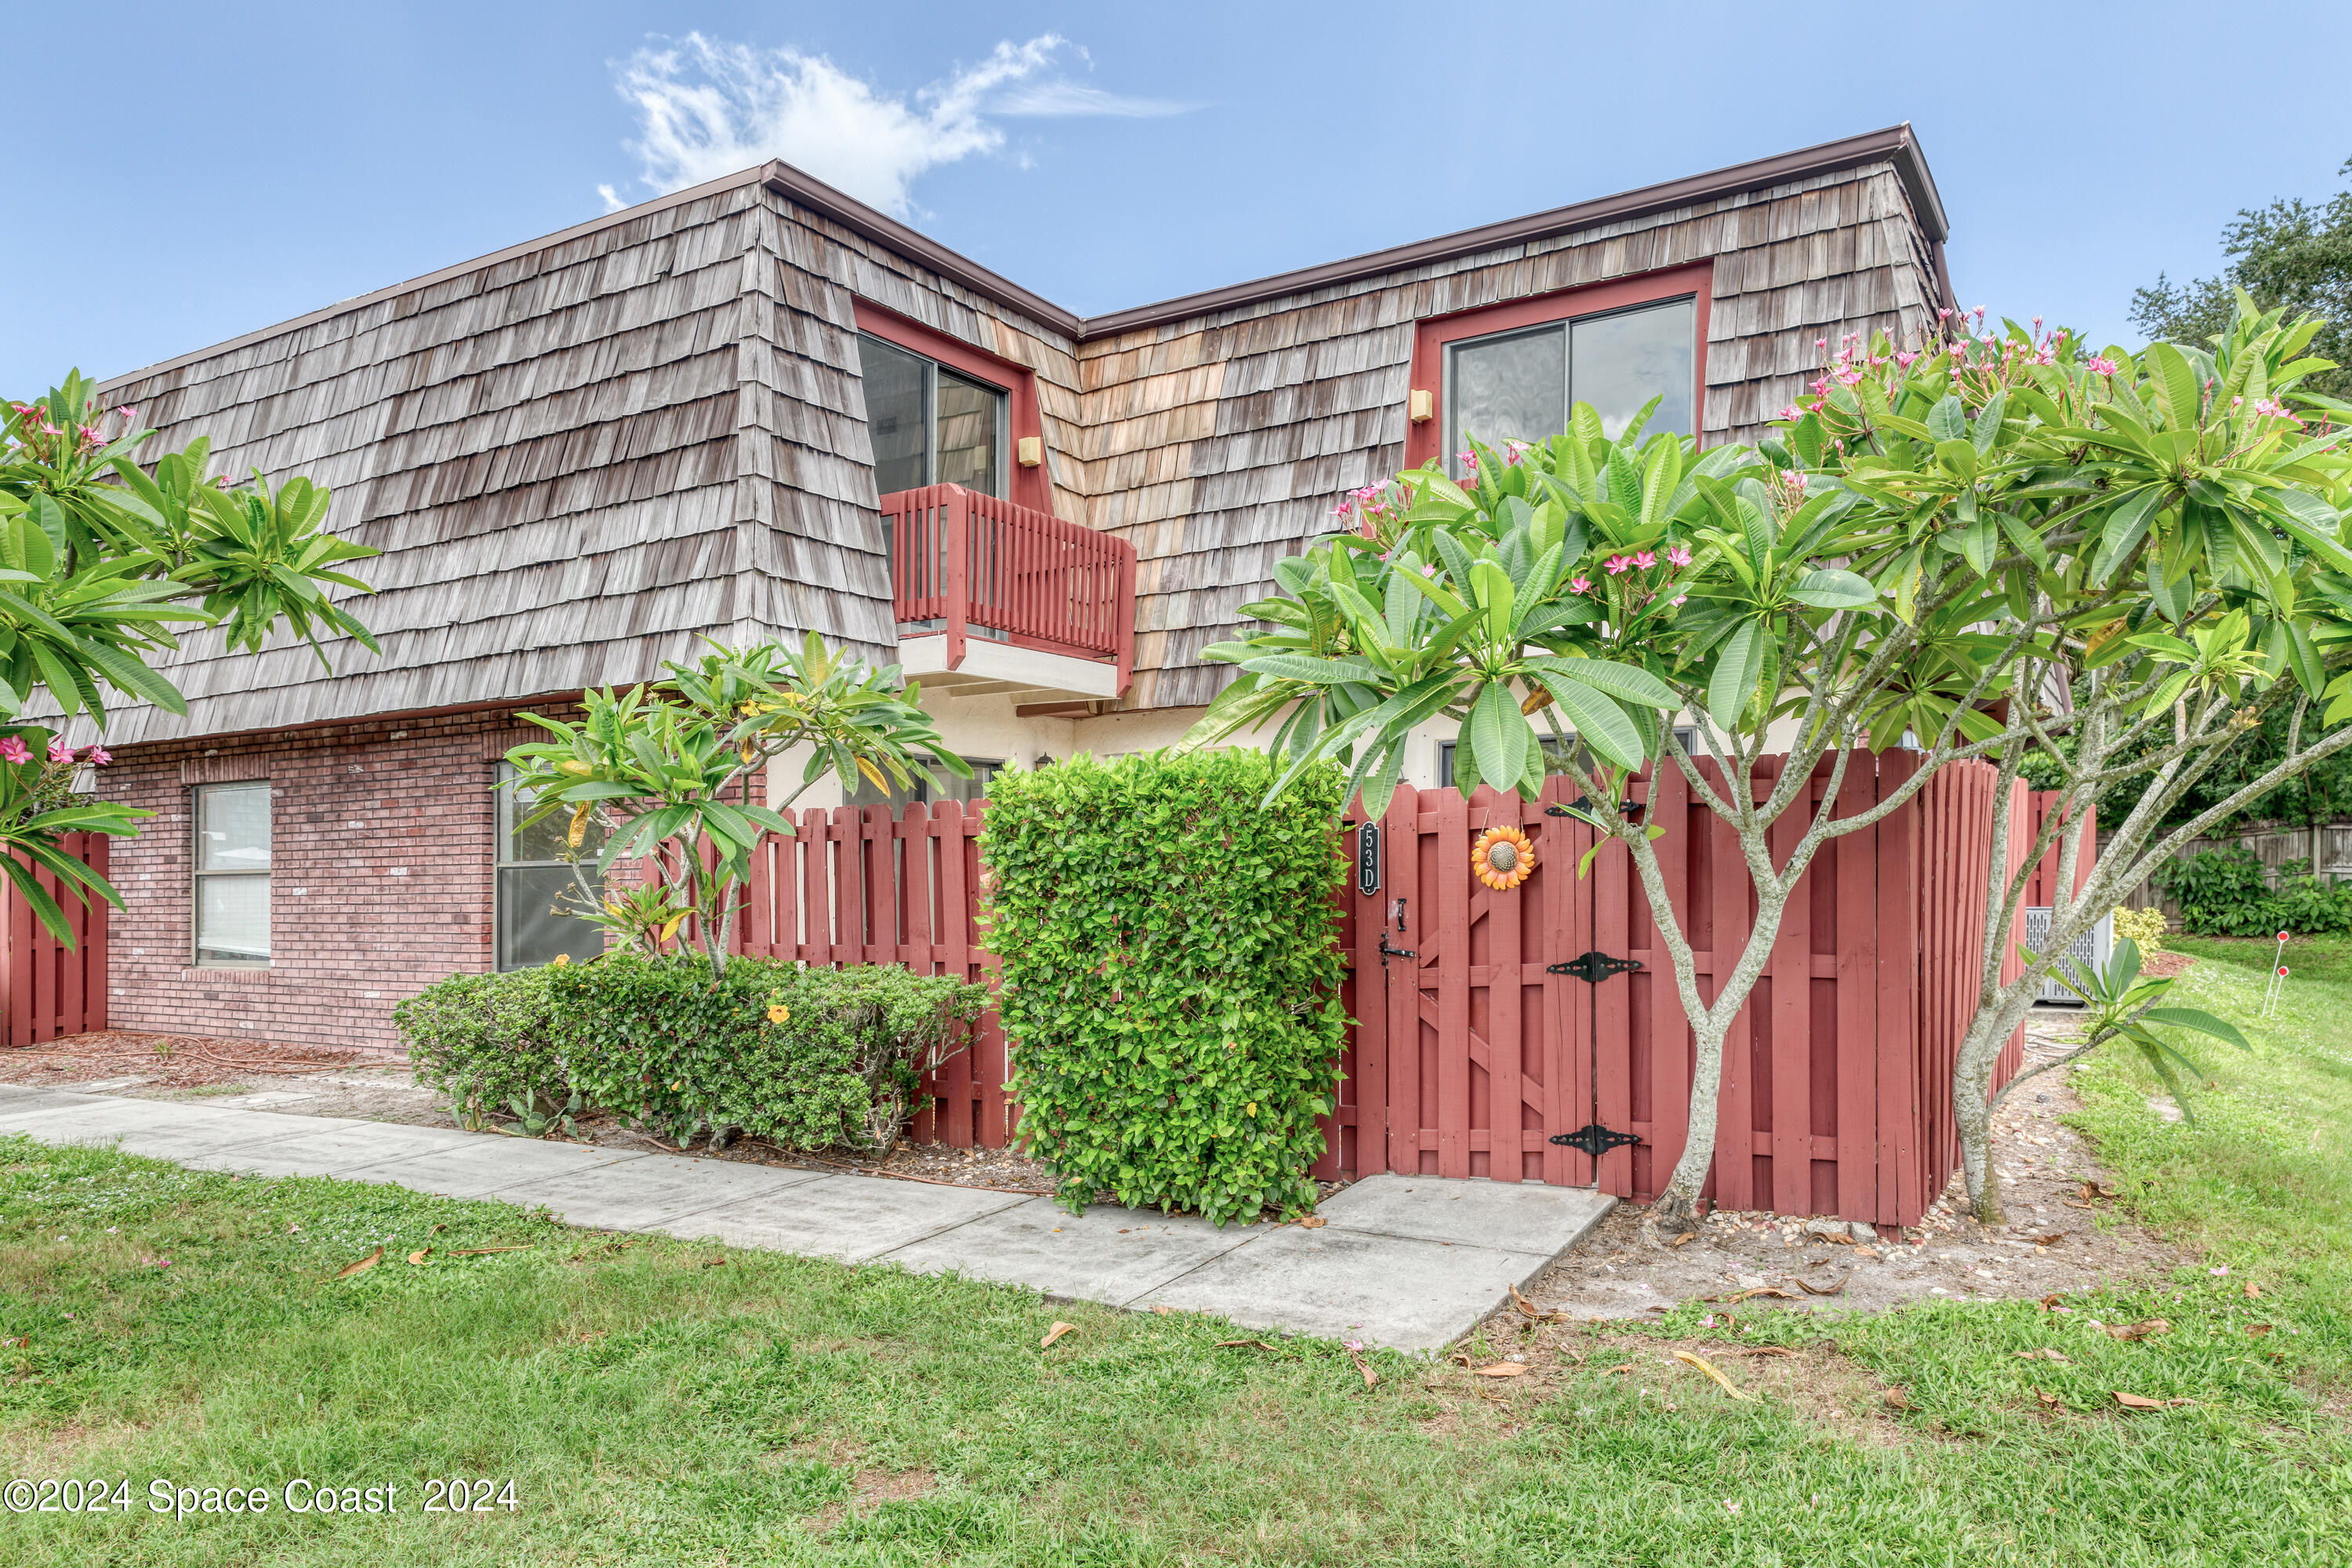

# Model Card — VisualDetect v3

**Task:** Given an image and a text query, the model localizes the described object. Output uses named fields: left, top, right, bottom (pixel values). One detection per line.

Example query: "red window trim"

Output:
left=1402, top=260, right=1714, bottom=471
left=851, top=299, right=1052, bottom=514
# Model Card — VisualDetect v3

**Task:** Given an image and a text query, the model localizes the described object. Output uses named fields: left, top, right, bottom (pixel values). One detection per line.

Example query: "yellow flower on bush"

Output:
left=767, top=1004, right=790, bottom=1024
left=550, top=953, right=571, bottom=967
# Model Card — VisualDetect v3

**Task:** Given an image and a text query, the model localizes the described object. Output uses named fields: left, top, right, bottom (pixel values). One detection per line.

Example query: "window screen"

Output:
left=496, top=763, right=608, bottom=971
left=1445, top=296, right=1695, bottom=474
left=193, top=782, right=270, bottom=966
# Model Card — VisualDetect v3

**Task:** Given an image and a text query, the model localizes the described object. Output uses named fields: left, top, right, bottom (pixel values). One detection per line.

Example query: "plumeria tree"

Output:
left=1190, top=381, right=2077, bottom=1236
left=1788, top=295, right=2352, bottom=1221
left=0, top=373, right=381, bottom=938
left=503, top=633, right=969, bottom=978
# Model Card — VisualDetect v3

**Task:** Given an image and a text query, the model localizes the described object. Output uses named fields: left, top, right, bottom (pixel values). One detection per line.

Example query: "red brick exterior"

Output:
left=98, top=706, right=558, bottom=1056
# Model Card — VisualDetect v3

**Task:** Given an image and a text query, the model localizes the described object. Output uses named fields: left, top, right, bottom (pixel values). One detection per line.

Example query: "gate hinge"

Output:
left=1546, top=796, right=1642, bottom=820
left=1546, top=949, right=1642, bottom=984
left=1549, top=1122, right=1641, bottom=1158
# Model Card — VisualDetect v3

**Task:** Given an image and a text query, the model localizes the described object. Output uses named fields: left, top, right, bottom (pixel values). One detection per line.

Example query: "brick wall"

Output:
left=97, top=706, right=560, bottom=1056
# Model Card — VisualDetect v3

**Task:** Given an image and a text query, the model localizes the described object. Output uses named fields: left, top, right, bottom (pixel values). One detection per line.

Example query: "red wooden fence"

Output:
left=1320, top=757, right=2040, bottom=1226
left=707, top=758, right=2065, bottom=1225
left=724, top=800, right=1011, bottom=1148
left=0, top=834, right=110, bottom=1047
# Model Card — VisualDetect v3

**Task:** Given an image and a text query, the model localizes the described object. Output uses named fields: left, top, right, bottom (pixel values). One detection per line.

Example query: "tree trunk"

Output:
left=1951, top=986, right=2038, bottom=1222
left=1647, top=1015, right=1730, bottom=1236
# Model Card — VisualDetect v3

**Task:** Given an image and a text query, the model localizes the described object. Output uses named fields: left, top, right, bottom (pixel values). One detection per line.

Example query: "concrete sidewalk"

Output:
left=0, top=1083, right=1610, bottom=1352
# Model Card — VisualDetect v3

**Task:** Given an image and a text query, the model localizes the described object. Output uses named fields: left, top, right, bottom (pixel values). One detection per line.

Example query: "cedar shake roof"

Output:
left=78, top=125, right=1951, bottom=743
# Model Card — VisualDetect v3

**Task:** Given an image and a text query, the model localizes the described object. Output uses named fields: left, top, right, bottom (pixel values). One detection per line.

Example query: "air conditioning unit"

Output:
left=2021, top=908, right=2113, bottom=1004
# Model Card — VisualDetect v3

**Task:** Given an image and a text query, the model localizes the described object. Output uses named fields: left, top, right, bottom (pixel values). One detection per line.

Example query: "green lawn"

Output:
left=1, top=941, right=2347, bottom=1566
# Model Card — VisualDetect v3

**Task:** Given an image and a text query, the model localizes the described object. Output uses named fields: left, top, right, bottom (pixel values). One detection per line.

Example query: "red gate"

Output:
left=1321, top=756, right=2034, bottom=1228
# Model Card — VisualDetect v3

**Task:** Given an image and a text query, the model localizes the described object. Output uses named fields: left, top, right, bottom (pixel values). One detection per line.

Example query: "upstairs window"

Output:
left=193, top=782, right=270, bottom=967
left=860, top=332, right=1009, bottom=498
left=496, top=763, right=607, bottom=971
left=1446, top=296, right=1695, bottom=476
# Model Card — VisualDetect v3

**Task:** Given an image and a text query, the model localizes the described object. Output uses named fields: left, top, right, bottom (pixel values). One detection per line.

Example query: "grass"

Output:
left=0, top=942, right=2346, bottom=1565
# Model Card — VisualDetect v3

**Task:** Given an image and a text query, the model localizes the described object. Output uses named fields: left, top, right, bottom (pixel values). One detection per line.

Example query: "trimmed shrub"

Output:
left=397, top=955, right=987, bottom=1151
left=984, top=750, right=1348, bottom=1224
left=2111, top=903, right=2168, bottom=953
left=394, top=966, right=568, bottom=1131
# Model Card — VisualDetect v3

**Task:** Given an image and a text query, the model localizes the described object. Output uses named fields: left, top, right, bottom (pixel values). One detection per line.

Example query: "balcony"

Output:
left=880, top=484, right=1135, bottom=703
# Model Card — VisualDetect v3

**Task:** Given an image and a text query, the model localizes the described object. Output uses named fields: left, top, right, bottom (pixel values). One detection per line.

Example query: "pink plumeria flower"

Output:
left=2086, top=357, right=2118, bottom=376
left=1567, top=575, right=1592, bottom=594
left=87, top=746, right=111, bottom=767
left=0, top=738, right=31, bottom=765
left=1604, top=555, right=1632, bottom=576
left=1671, top=594, right=1687, bottom=607
left=46, top=739, right=72, bottom=764
left=1633, top=550, right=1657, bottom=570
left=1330, top=501, right=1352, bottom=517
left=2209, top=1265, right=2229, bottom=1276
left=1667, top=545, right=1692, bottom=568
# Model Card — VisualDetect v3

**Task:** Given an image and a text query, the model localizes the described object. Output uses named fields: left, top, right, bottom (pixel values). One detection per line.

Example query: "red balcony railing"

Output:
left=880, top=484, right=1135, bottom=695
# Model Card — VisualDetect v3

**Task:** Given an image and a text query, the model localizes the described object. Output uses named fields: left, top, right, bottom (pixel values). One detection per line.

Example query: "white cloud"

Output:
left=605, top=33, right=1192, bottom=220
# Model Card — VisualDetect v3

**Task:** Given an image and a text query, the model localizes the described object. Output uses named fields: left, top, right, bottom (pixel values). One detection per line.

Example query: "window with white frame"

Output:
left=859, top=332, right=1010, bottom=497
left=192, top=782, right=270, bottom=967
left=1445, top=296, right=1695, bottom=476
left=496, top=762, right=607, bottom=971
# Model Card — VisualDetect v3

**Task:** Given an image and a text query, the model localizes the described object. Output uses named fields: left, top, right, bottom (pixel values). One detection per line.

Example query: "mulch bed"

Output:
left=0, top=1031, right=368, bottom=1091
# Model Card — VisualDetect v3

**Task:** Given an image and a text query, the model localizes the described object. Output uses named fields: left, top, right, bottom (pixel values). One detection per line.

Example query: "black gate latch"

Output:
left=1550, top=1123, right=1641, bottom=1158
left=1377, top=933, right=1417, bottom=968
left=1545, top=797, right=1642, bottom=820
left=1547, top=949, right=1642, bottom=983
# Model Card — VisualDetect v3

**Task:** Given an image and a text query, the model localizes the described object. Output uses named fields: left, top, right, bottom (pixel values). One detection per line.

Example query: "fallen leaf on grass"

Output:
left=2039, top=1294, right=2067, bottom=1310
left=448, top=1245, right=534, bottom=1257
left=1795, top=1272, right=1849, bottom=1297
left=1671, top=1232, right=1697, bottom=1248
left=2113, top=1391, right=2194, bottom=1410
left=334, top=1247, right=383, bottom=1279
left=1150, top=1305, right=1174, bottom=1316
left=2035, top=1388, right=2061, bottom=1408
left=2105, top=1319, right=2171, bottom=1341
left=1345, top=1348, right=1378, bottom=1389
left=2013, top=1348, right=2071, bottom=1363
left=430, top=1223, right=447, bottom=1235
left=406, top=1248, right=431, bottom=1266
left=699, top=1257, right=728, bottom=1269
left=1724, top=1286, right=1802, bottom=1303
left=1508, top=1284, right=1573, bottom=1322
left=1882, top=1388, right=1911, bottom=1410
left=2246, top=1323, right=2273, bottom=1338
left=1473, top=1362, right=1530, bottom=1377
left=2244, top=1281, right=2262, bottom=1300
left=1295, top=1216, right=1327, bottom=1229
left=1216, top=1338, right=1279, bottom=1352
left=1671, top=1348, right=1753, bottom=1401
left=1040, top=1322, right=1077, bottom=1349
left=1733, top=1345, right=1798, bottom=1359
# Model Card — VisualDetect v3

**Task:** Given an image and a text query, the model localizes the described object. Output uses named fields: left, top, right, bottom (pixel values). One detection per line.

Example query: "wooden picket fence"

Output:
left=723, top=801, right=1010, bottom=1148
left=706, top=762, right=2064, bottom=1226
left=0, top=834, right=110, bottom=1047
left=1322, top=757, right=2035, bottom=1227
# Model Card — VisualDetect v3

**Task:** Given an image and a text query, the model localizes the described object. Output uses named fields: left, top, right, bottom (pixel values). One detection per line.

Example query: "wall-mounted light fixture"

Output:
left=1017, top=435, right=1044, bottom=467
left=1408, top=389, right=1433, bottom=423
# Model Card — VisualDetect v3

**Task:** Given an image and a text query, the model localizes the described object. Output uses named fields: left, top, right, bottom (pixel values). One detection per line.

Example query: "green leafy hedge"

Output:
left=2158, top=846, right=2352, bottom=937
left=985, top=750, right=1348, bottom=1223
left=395, top=955, right=988, bottom=1150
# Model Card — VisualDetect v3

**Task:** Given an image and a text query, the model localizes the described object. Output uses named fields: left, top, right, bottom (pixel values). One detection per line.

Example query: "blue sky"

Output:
left=8, top=2, right=2350, bottom=391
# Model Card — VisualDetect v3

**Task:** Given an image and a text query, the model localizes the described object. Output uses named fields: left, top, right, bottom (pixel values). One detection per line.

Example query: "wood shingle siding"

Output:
left=80, top=129, right=1947, bottom=741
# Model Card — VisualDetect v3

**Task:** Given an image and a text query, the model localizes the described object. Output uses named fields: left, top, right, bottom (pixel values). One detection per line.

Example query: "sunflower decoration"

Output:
left=1472, top=824, right=1537, bottom=891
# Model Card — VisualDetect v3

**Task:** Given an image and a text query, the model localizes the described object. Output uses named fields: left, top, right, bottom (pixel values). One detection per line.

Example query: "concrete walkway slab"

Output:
left=882, top=1197, right=1265, bottom=1307
left=493, top=1156, right=824, bottom=1232
left=189, top=1121, right=485, bottom=1181
left=0, top=1089, right=1617, bottom=1352
left=1319, top=1173, right=1613, bottom=1252
left=1133, top=1225, right=1558, bottom=1350
left=667, top=1174, right=1032, bottom=1263
left=336, top=1137, right=648, bottom=1198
